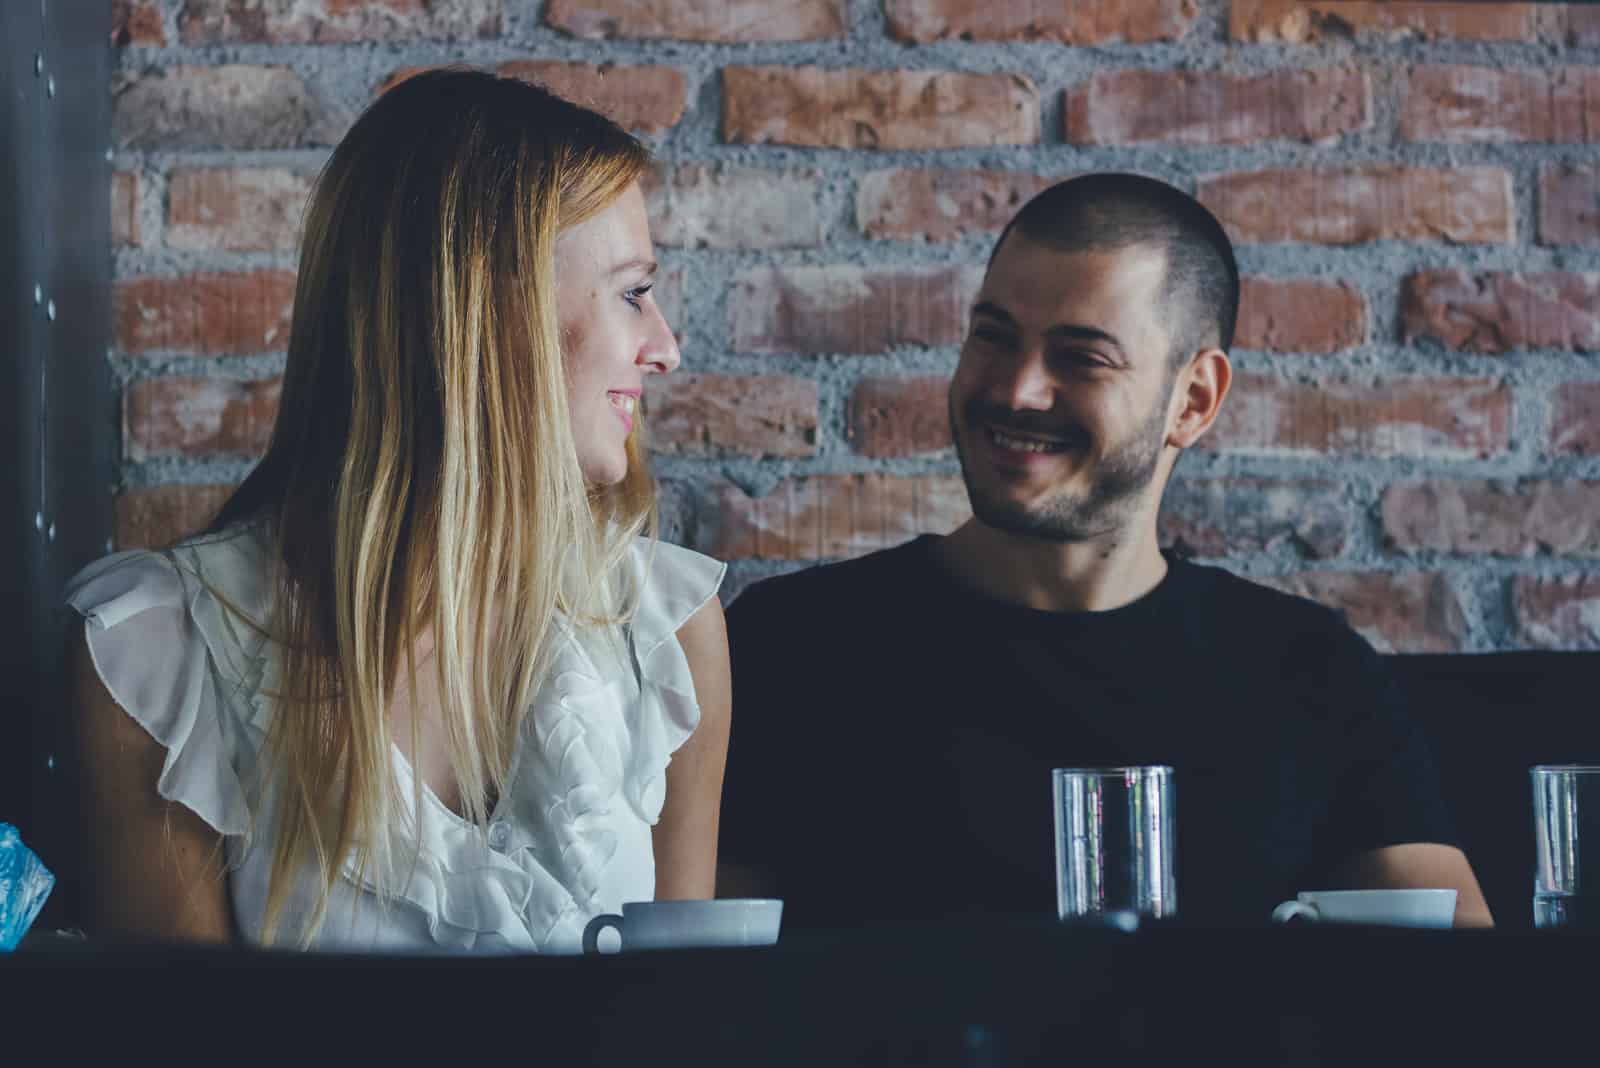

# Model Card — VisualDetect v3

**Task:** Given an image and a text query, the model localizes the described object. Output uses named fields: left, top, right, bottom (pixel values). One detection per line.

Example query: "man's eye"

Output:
left=1053, top=349, right=1106, bottom=367
left=973, top=327, right=1016, bottom=347
left=624, top=283, right=654, bottom=311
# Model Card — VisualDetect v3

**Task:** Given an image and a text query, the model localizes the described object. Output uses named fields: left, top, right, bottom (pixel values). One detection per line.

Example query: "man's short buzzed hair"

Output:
left=991, top=173, right=1240, bottom=365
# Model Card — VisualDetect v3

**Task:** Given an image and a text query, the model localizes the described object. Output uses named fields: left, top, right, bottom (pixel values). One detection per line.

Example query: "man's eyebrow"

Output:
left=607, top=258, right=659, bottom=279
left=1043, top=323, right=1127, bottom=362
left=971, top=301, right=1017, bottom=325
left=973, top=302, right=1129, bottom=363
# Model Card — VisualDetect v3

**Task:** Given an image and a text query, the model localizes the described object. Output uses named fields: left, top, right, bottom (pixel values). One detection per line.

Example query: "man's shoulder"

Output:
left=1167, top=560, right=1403, bottom=732
left=1172, top=557, right=1372, bottom=658
left=727, top=538, right=931, bottom=631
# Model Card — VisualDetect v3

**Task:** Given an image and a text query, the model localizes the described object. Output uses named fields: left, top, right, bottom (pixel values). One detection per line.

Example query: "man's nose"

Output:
left=989, top=348, right=1053, bottom=411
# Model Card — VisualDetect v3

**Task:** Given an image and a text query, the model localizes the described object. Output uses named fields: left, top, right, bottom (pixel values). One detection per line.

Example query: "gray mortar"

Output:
left=109, top=0, right=1600, bottom=649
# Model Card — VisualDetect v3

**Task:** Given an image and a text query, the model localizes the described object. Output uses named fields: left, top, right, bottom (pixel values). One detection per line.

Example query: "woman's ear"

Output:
left=1167, top=348, right=1232, bottom=451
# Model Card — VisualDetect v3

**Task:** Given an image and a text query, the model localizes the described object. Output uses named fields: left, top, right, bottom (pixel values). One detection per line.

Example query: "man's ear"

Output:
left=1167, top=348, right=1232, bottom=450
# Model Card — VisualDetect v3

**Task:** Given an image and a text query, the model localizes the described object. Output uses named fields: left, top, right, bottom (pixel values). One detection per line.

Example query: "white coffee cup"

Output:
left=1271, top=889, right=1457, bottom=929
left=581, top=899, right=783, bottom=953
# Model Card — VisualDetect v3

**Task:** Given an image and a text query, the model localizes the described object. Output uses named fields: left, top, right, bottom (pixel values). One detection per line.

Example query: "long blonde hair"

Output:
left=208, top=69, right=656, bottom=944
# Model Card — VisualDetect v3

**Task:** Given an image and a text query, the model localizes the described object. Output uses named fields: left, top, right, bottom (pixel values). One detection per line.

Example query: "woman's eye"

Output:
left=623, top=283, right=654, bottom=311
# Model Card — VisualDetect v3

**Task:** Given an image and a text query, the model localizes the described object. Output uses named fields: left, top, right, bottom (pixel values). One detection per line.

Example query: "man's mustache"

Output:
left=964, top=403, right=1087, bottom=444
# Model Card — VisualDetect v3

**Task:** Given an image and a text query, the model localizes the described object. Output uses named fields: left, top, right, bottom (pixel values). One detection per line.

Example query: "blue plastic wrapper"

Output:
left=0, top=823, right=55, bottom=951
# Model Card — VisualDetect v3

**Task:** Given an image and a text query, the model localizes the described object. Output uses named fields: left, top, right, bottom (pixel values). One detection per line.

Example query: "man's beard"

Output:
left=950, top=389, right=1169, bottom=543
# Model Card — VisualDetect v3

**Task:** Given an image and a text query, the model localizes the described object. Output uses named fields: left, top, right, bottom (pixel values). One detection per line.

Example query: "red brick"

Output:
left=848, top=377, right=951, bottom=458
left=1541, top=165, right=1600, bottom=247
left=496, top=61, right=687, bottom=133
left=1401, top=66, right=1600, bottom=144
left=1514, top=575, right=1600, bottom=650
left=857, top=169, right=1057, bottom=242
left=730, top=266, right=981, bottom=354
left=112, top=172, right=140, bottom=248
left=114, top=272, right=296, bottom=357
left=1198, top=167, right=1513, bottom=245
left=114, top=485, right=236, bottom=550
left=114, top=65, right=342, bottom=150
left=167, top=168, right=312, bottom=252
left=1568, top=7, right=1600, bottom=46
left=1550, top=383, right=1600, bottom=457
left=1230, top=0, right=1539, bottom=43
left=1161, top=478, right=1353, bottom=560
left=1382, top=481, right=1600, bottom=557
left=125, top=376, right=283, bottom=459
left=546, top=0, right=844, bottom=41
left=1262, top=571, right=1468, bottom=653
left=180, top=0, right=501, bottom=43
left=642, top=165, right=822, bottom=250
left=1235, top=278, right=1365, bottom=353
left=1401, top=271, right=1600, bottom=354
left=112, top=0, right=165, bottom=45
left=1067, top=68, right=1369, bottom=146
left=1206, top=374, right=1511, bottom=459
left=644, top=375, right=818, bottom=458
left=712, top=475, right=970, bottom=561
left=723, top=66, right=1039, bottom=151
left=885, top=0, right=1197, bottom=43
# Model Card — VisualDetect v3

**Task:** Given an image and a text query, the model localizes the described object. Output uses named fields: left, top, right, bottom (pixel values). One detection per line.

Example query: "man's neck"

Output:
left=933, top=517, right=1170, bottom=614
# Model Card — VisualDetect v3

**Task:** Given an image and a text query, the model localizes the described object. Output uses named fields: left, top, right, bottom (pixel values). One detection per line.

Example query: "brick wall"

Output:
left=108, top=0, right=1600, bottom=652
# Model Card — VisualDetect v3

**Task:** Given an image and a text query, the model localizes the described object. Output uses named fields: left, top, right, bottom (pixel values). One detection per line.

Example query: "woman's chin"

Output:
left=582, top=462, right=629, bottom=489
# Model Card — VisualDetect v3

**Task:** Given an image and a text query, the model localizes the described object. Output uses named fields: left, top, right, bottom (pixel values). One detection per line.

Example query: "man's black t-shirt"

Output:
left=720, top=535, right=1458, bottom=930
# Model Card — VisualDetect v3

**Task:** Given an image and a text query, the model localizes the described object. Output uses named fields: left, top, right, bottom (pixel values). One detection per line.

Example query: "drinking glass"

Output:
left=1052, top=766, right=1176, bottom=923
left=1533, top=765, right=1600, bottom=929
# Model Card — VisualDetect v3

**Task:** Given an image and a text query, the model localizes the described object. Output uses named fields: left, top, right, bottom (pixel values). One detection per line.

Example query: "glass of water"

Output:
left=1052, top=766, right=1176, bottom=924
left=1532, top=765, right=1600, bottom=929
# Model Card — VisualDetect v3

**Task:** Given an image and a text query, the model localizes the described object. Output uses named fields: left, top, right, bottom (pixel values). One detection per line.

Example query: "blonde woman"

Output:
left=64, top=70, right=730, bottom=952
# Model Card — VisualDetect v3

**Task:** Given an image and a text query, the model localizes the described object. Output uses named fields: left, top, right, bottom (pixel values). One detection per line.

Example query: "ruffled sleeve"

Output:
left=623, top=537, right=726, bottom=825
left=64, top=549, right=253, bottom=842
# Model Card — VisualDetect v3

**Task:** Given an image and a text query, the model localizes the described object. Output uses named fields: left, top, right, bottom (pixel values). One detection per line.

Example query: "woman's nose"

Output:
left=639, top=304, right=680, bottom=374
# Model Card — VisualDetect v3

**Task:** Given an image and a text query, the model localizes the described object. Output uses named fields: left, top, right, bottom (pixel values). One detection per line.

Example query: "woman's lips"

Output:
left=608, top=390, right=638, bottom=433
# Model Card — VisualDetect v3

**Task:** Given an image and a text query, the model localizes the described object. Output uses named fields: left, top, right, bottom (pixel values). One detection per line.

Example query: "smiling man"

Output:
left=717, top=173, right=1492, bottom=931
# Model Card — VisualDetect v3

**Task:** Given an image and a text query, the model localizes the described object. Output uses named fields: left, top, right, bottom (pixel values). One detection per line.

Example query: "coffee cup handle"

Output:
left=583, top=913, right=624, bottom=954
left=1272, top=900, right=1320, bottom=925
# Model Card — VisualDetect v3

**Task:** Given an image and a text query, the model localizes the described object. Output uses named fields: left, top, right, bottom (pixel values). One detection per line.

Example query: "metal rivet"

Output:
left=46, top=299, right=56, bottom=321
left=45, top=755, right=55, bottom=771
left=33, top=284, right=42, bottom=305
left=47, top=523, right=57, bottom=542
left=34, top=512, right=44, bottom=532
left=47, top=76, right=55, bottom=99
left=104, top=537, right=114, bottom=553
left=104, top=147, right=113, bottom=163
left=34, top=54, right=42, bottom=77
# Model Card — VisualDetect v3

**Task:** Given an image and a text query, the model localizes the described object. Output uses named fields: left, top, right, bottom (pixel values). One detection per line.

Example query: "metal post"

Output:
left=0, top=0, right=115, bottom=930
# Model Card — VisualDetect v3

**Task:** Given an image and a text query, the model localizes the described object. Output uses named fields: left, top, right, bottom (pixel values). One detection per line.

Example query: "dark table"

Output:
left=2, top=918, right=1590, bottom=1064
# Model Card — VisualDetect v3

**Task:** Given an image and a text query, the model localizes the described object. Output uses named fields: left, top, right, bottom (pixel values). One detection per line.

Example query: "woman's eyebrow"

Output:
left=607, top=257, right=659, bottom=279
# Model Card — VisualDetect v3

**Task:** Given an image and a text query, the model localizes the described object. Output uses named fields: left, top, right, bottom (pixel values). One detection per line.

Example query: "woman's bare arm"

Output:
left=70, top=624, right=235, bottom=944
left=1333, top=842, right=1494, bottom=928
left=652, top=595, right=731, bottom=900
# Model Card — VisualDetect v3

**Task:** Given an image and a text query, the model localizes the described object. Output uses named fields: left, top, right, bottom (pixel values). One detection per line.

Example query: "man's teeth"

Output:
left=609, top=393, right=636, bottom=414
left=988, top=427, right=1069, bottom=453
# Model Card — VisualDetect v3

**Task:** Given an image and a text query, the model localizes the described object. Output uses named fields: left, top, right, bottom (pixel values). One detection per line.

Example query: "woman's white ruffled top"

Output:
left=63, top=526, right=724, bottom=954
